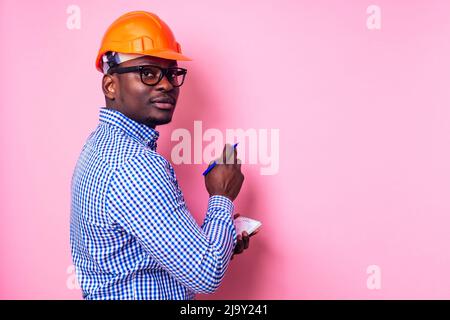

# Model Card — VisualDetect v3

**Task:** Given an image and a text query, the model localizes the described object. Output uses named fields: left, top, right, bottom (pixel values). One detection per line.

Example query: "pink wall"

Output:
left=2, top=0, right=450, bottom=299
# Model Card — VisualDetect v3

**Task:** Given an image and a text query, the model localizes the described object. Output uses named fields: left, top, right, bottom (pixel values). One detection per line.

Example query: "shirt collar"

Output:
left=99, top=107, right=160, bottom=151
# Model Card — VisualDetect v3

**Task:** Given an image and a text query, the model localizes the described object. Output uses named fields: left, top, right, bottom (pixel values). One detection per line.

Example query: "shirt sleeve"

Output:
left=105, top=151, right=237, bottom=294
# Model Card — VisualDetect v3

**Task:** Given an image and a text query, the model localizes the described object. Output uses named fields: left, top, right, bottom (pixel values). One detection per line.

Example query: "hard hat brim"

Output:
left=96, top=49, right=192, bottom=73
left=142, top=49, right=192, bottom=62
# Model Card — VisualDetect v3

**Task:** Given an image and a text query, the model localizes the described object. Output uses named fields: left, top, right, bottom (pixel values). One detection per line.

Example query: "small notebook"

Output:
left=234, top=216, right=262, bottom=235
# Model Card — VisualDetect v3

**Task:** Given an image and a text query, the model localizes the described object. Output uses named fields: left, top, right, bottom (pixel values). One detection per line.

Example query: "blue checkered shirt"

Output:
left=70, top=107, right=237, bottom=300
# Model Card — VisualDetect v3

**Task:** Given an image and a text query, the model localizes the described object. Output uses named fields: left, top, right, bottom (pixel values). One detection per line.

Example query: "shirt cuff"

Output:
left=207, top=195, right=235, bottom=216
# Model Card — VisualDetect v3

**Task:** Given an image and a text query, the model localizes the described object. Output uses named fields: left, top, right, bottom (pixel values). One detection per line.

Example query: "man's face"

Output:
left=103, top=55, right=181, bottom=128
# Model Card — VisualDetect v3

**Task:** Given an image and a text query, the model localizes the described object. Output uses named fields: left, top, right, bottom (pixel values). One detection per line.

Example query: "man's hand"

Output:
left=204, top=144, right=244, bottom=202
left=231, top=213, right=259, bottom=260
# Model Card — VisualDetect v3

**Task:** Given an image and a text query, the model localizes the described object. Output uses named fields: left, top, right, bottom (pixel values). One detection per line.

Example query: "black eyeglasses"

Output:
left=108, top=65, right=187, bottom=87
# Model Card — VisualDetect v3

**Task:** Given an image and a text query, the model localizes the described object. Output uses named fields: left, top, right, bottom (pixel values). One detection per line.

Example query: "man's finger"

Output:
left=235, top=235, right=244, bottom=254
left=243, top=232, right=249, bottom=249
left=222, top=143, right=237, bottom=165
left=221, top=144, right=231, bottom=164
left=231, top=146, right=238, bottom=165
left=226, top=144, right=236, bottom=165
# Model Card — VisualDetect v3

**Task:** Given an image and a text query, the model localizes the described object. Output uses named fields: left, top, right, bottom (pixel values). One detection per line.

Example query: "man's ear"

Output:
left=102, top=74, right=117, bottom=100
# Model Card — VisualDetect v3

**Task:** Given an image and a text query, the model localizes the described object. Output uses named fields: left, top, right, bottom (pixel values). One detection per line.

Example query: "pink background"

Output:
left=1, top=0, right=450, bottom=299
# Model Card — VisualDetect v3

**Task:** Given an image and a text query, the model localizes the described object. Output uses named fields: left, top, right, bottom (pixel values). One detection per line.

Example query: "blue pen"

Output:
left=202, top=143, right=239, bottom=176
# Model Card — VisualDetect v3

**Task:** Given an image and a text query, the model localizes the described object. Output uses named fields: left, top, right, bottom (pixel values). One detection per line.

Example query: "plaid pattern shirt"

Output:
left=70, top=107, right=237, bottom=299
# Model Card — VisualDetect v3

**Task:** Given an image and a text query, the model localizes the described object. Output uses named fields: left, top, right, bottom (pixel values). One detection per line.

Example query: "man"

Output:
left=70, top=11, right=252, bottom=300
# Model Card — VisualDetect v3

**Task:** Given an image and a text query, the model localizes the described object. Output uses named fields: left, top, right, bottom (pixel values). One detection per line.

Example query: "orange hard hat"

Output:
left=95, top=11, right=191, bottom=72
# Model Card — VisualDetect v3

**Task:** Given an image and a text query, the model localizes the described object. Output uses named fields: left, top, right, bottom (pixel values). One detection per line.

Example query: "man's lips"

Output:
left=150, top=98, right=175, bottom=110
left=152, top=102, right=174, bottom=110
